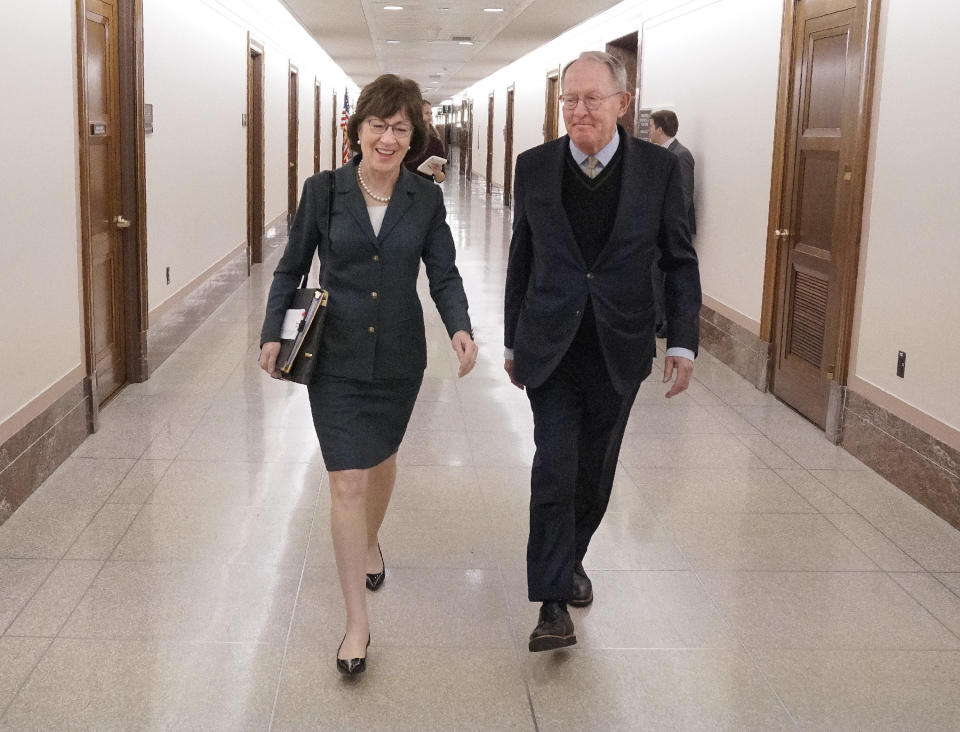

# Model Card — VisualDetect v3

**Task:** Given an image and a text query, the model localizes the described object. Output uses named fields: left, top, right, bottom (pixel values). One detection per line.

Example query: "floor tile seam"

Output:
left=685, top=565, right=804, bottom=731
left=0, top=635, right=52, bottom=725
left=805, top=470, right=950, bottom=574
left=820, top=512, right=920, bottom=572
left=2, top=634, right=286, bottom=648
left=266, top=470, right=325, bottom=732
left=0, top=560, right=59, bottom=638
left=885, top=571, right=960, bottom=645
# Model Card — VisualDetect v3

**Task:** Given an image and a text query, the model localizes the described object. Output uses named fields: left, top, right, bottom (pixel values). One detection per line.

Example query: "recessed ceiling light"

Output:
left=459, top=41, right=473, bottom=45
left=384, top=5, right=403, bottom=10
left=483, top=7, right=504, bottom=12
left=387, top=40, right=400, bottom=44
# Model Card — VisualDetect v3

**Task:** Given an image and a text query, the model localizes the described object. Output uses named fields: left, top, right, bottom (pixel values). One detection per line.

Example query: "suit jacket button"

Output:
left=575, top=310, right=581, bottom=317
left=373, top=255, right=380, bottom=262
left=371, top=291, right=378, bottom=299
left=368, top=326, right=375, bottom=333
left=586, top=272, right=594, bottom=279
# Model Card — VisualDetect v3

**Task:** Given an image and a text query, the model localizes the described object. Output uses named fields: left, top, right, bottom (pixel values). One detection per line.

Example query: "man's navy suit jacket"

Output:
left=504, top=127, right=701, bottom=394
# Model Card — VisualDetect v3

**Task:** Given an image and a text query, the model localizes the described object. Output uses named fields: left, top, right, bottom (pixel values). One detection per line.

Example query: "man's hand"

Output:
left=504, top=359, right=524, bottom=390
left=452, top=330, right=478, bottom=377
left=662, top=355, right=693, bottom=398
left=259, top=341, right=282, bottom=379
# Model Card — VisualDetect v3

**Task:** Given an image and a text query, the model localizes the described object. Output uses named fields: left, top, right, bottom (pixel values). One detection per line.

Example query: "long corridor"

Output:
left=2, top=159, right=960, bottom=730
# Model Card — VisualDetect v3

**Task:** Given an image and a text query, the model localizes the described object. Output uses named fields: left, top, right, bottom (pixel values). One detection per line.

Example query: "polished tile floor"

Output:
left=3, top=161, right=960, bottom=730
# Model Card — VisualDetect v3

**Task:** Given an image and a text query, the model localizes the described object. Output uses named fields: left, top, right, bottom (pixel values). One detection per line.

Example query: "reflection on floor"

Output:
left=2, top=159, right=960, bottom=730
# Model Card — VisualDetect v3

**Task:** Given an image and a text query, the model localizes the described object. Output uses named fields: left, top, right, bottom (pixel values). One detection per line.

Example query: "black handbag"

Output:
left=277, top=173, right=335, bottom=384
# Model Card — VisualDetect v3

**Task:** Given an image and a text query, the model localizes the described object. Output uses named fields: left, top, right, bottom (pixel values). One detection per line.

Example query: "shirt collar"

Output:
left=658, top=136, right=675, bottom=149
left=569, top=130, right=620, bottom=168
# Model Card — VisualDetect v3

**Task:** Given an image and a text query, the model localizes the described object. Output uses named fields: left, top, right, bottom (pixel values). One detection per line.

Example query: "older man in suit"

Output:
left=504, top=51, right=701, bottom=651
left=649, top=109, right=696, bottom=337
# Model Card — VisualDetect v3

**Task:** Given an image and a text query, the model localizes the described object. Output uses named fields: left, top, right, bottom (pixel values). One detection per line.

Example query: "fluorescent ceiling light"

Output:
left=387, top=40, right=400, bottom=44
left=483, top=7, right=504, bottom=11
left=384, top=5, right=403, bottom=10
left=459, top=41, right=473, bottom=45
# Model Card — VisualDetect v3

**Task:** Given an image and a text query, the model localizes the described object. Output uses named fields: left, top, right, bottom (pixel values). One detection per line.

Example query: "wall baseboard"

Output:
left=0, top=377, right=92, bottom=525
left=146, top=216, right=288, bottom=374
left=840, top=388, right=960, bottom=531
left=698, top=302, right=771, bottom=390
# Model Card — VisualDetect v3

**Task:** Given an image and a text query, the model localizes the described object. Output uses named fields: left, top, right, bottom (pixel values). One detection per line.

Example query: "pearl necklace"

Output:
left=356, top=162, right=392, bottom=203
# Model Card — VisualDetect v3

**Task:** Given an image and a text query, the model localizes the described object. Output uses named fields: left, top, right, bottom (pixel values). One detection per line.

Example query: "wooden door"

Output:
left=771, top=0, right=876, bottom=428
left=331, top=92, right=338, bottom=168
left=287, top=64, right=299, bottom=223
left=465, top=100, right=474, bottom=179
left=606, top=32, right=638, bottom=135
left=247, top=38, right=264, bottom=265
left=503, top=86, right=515, bottom=207
left=485, top=93, right=494, bottom=195
left=544, top=70, right=559, bottom=142
left=80, top=0, right=126, bottom=404
left=314, top=78, right=321, bottom=173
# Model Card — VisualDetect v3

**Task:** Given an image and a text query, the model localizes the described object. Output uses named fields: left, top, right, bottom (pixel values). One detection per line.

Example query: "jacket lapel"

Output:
left=606, top=130, right=649, bottom=250
left=376, top=168, right=417, bottom=244
left=336, top=162, right=379, bottom=249
left=534, top=137, right=584, bottom=266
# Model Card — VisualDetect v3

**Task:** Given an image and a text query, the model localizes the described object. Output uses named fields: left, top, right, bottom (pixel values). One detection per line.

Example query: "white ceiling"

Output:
left=278, top=0, right=625, bottom=103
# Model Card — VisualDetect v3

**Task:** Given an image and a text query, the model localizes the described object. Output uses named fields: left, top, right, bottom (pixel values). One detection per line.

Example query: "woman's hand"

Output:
left=451, top=330, right=478, bottom=377
left=259, top=341, right=282, bottom=379
left=429, top=162, right=445, bottom=182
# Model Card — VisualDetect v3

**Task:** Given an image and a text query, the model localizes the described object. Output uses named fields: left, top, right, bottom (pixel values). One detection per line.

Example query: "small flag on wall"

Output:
left=341, top=89, right=352, bottom=164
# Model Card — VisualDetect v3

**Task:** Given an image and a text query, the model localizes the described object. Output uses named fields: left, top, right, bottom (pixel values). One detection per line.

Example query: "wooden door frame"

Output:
left=760, top=0, right=882, bottom=390
left=313, top=77, right=321, bottom=173
left=544, top=67, right=560, bottom=142
left=331, top=91, right=338, bottom=168
left=287, top=61, right=299, bottom=223
left=75, top=0, right=149, bottom=411
left=485, top=92, right=494, bottom=195
left=246, top=35, right=265, bottom=265
left=503, top=84, right=515, bottom=207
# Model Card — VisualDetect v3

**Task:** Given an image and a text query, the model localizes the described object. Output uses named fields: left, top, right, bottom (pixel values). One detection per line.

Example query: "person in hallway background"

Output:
left=649, top=109, right=696, bottom=339
left=259, top=74, right=478, bottom=675
left=405, top=99, right=447, bottom=183
left=503, top=51, right=701, bottom=652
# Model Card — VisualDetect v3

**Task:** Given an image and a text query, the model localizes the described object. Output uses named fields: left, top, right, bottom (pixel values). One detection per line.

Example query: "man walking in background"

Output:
left=649, top=109, right=696, bottom=338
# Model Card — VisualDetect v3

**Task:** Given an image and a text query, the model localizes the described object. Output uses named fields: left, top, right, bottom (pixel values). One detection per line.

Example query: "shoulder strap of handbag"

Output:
left=318, top=170, right=335, bottom=290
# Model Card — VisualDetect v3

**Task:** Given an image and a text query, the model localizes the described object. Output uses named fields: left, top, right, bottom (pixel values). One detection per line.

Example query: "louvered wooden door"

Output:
left=772, top=0, right=866, bottom=428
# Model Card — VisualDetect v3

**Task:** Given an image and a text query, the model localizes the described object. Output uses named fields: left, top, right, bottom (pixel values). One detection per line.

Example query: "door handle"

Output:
left=774, top=229, right=790, bottom=237
left=113, top=215, right=131, bottom=229
left=289, top=161, right=295, bottom=168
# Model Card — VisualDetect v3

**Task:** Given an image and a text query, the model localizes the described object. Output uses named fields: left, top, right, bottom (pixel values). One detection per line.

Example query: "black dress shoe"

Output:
left=366, top=544, right=385, bottom=591
left=569, top=562, right=593, bottom=607
left=528, top=601, right=576, bottom=652
left=336, top=634, right=371, bottom=675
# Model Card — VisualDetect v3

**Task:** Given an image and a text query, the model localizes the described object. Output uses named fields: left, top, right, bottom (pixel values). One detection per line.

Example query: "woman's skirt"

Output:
left=307, top=373, right=423, bottom=471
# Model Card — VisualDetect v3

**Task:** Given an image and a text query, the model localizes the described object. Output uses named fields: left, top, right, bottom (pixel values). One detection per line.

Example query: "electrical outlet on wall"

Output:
left=166, top=266, right=171, bottom=285
left=897, top=351, right=906, bottom=378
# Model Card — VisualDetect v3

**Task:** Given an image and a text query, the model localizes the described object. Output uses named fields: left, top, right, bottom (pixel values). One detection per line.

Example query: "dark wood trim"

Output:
left=313, top=76, right=321, bottom=174
left=760, top=0, right=797, bottom=344
left=247, top=34, right=265, bottom=266
left=834, top=0, right=881, bottom=384
left=287, top=61, right=299, bottom=224
left=74, top=0, right=95, bottom=397
left=118, top=0, right=148, bottom=383
left=331, top=91, right=338, bottom=168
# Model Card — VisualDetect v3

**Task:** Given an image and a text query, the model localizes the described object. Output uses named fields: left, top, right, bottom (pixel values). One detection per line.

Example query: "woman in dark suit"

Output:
left=258, top=74, right=478, bottom=675
left=405, top=99, right=446, bottom=182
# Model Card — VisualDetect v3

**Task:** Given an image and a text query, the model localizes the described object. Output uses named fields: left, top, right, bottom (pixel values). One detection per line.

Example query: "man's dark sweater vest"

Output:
left=561, top=143, right=623, bottom=359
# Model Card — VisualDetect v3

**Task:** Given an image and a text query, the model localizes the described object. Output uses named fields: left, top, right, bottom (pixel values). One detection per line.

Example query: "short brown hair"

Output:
left=650, top=109, right=679, bottom=138
left=346, top=74, right=427, bottom=161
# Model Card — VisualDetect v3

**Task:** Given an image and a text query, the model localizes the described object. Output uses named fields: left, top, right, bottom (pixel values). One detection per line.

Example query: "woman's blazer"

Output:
left=261, top=159, right=472, bottom=380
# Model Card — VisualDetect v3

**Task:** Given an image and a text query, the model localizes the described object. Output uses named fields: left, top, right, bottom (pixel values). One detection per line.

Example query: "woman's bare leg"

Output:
left=364, top=452, right=397, bottom=573
left=328, top=468, right=371, bottom=659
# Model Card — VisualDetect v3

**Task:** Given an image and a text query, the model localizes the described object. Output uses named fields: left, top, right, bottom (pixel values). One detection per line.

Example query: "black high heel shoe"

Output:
left=365, top=544, right=385, bottom=591
left=336, top=634, right=371, bottom=675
